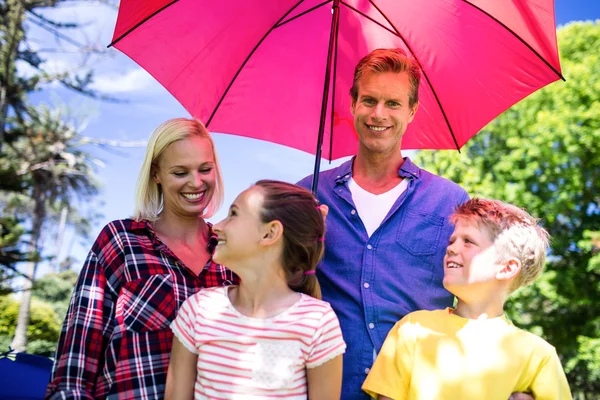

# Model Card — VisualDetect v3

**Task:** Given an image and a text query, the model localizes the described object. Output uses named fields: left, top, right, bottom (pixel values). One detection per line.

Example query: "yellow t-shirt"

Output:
left=362, top=308, right=572, bottom=400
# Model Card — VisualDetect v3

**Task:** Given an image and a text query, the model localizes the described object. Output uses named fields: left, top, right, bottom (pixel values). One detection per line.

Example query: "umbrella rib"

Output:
left=206, top=0, right=306, bottom=127
left=367, top=0, right=461, bottom=151
left=340, top=2, right=399, bottom=38
left=275, top=0, right=333, bottom=28
left=461, top=0, right=565, bottom=81
left=108, top=0, right=179, bottom=48
left=329, top=3, right=341, bottom=163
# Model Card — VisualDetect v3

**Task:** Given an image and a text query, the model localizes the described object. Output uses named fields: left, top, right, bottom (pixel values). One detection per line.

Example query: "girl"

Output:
left=166, top=180, right=346, bottom=399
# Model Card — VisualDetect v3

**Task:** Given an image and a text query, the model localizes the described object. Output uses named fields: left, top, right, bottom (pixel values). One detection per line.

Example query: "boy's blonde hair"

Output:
left=133, top=118, right=224, bottom=222
left=451, top=198, right=550, bottom=293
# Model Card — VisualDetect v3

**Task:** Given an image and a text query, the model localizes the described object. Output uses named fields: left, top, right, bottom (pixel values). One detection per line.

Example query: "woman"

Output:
left=46, top=118, right=238, bottom=399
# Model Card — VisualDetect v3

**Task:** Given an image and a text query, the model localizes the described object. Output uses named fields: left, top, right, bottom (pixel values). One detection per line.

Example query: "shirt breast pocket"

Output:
left=116, top=274, right=177, bottom=332
left=395, top=209, right=445, bottom=259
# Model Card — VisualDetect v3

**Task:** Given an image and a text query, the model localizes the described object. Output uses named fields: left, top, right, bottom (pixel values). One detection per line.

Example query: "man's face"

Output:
left=351, top=71, right=418, bottom=156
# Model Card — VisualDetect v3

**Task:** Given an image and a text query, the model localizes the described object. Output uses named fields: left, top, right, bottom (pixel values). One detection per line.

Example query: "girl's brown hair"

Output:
left=255, top=180, right=325, bottom=299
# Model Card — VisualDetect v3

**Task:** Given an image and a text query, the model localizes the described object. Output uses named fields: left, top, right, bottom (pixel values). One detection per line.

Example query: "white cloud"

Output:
left=91, top=68, right=158, bottom=93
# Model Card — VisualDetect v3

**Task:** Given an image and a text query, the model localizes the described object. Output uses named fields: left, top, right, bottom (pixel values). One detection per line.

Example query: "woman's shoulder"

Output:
left=91, top=218, right=153, bottom=248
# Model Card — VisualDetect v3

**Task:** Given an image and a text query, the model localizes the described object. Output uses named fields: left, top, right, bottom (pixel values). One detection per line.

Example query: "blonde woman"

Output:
left=46, top=119, right=238, bottom=399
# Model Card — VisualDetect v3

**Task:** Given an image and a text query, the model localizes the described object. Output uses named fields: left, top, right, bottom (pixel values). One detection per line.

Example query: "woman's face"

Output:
left=153, top=136, right=216, bottom=218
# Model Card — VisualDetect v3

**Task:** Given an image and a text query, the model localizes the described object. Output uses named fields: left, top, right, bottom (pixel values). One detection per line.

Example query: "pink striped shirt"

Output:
left=171, top=286, right=346, bottom=399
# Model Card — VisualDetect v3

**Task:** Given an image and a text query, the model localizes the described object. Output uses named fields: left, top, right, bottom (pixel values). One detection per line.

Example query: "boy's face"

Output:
left=443, top=219, right=503, bottom=295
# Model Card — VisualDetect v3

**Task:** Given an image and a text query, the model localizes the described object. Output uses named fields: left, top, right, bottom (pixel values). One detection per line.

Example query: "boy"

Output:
left=362, top=198, right=572, bottom=400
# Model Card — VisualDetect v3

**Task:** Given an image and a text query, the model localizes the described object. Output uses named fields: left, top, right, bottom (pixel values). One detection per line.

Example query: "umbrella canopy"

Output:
left=111, top=0, right=562, bottom=161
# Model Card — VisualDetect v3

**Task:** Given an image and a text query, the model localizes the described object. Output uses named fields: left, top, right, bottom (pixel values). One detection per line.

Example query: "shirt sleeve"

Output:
left=46, top=250, right=111, bottom=400
left=170, top=294, right=199, bottom=354
left=362, top=316, right=416, bottom=400
left=306, top=304, right=346, bottom=369
left=529, top=347, right=573, bottom=400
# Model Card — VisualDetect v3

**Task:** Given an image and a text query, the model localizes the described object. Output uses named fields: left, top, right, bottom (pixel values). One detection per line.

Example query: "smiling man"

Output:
left=297, top=48, right=469, bottom=399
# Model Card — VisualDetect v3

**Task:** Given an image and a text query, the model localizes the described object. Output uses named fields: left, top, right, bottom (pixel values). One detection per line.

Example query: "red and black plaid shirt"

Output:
left=46, top=219, right=238, bottom=399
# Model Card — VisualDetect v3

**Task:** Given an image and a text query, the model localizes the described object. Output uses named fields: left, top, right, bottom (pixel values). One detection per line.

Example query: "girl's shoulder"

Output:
left=188, top=286, right=229, bottom=307
left=291, top=295, right=338, bottom=320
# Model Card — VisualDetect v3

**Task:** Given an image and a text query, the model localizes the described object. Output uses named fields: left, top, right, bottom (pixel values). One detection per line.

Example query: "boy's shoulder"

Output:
left=508, top=323, right=558, bottom=354
left=393, top=309, right=451, bottom=333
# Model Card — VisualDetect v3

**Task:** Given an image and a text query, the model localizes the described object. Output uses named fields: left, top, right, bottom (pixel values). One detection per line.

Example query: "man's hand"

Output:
left=318, top=204, right=329, bottom=219
left=509, top=393, right=534, bottom=400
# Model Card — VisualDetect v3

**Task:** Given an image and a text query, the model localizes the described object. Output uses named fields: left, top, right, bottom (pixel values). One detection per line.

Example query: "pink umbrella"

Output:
left=110, top=0, right=562, bottom=191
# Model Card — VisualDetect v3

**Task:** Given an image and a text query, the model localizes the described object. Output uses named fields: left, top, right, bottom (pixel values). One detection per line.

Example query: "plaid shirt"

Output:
left=46, top=219, right=238, bottom=400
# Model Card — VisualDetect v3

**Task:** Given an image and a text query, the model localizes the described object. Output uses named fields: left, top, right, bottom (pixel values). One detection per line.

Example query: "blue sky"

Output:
left=24, top=0, right=600, bottom=276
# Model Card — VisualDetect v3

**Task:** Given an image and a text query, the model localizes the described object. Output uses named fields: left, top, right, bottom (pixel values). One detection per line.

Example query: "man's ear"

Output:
left=408, top=101, right=419, bottom=122
left=350, top=99, right=356, bottom=116
left=260, top=220, right=284, bottom=246
left=496, top=257, right=521, bottom=281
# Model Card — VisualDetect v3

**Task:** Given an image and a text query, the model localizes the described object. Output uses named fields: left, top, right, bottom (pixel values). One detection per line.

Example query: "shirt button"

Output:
left=367, top=244, right=373, bottom=250
left=351, top=209, right=356, bottom=215
left=363, top=282, right=370, bottom=289
left=369, top=323, right=375, bottom=329
left=365, top=368, right=371, bottom=374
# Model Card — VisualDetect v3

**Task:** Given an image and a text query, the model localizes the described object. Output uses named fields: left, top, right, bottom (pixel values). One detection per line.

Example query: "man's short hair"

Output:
left=451, top=198, right=550, bottom=293
left=350, top=48, right=421, bottom=108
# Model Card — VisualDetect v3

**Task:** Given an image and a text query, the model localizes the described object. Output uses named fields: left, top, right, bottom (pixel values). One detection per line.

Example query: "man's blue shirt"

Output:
left=298, top=157, right=469, bottom=400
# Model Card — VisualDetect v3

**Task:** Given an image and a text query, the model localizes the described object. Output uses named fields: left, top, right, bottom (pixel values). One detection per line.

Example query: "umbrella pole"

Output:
left=311, top=0, right=340, bottom=194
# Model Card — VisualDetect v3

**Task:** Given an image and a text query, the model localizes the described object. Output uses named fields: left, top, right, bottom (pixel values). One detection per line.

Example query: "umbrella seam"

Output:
left=108, top=0, right=179, bottom=48
left=340, top=1, right=399, bottom=38
left=275, top=0, right=333, bottom=28
left=367, top=0, right=461, bottom=151
left=461, top=0, right=565, bottom=81
left=206, top=0, right=306, bottom=127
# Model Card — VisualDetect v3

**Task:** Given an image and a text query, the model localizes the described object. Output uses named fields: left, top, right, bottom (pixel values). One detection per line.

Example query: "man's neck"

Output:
left=352, top=148, right=405, bottom=194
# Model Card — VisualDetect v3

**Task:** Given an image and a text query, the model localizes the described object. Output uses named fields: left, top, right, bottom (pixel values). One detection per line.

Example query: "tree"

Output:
left=3, top=105, right=100, bottom=352
left=0, top=0, right=116, bottom=151
left=414, top=21, right=600, bottom=397
left=0, top=294, right=61, bottom=356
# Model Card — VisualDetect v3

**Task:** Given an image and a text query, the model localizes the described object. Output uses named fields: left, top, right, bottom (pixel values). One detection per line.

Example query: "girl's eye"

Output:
left=173, top=171, right=186, bottom=177
left=229, top=210, right=237, bottom=217
left=199, top=168, right=212, bottom=174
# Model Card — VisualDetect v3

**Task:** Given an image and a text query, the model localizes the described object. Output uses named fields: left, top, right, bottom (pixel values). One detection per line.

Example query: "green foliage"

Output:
left=0, top=295, right=60, bottom=355
left=415, top=21, right=600, bottom=396
left=32, top=269, right=78, bottom=320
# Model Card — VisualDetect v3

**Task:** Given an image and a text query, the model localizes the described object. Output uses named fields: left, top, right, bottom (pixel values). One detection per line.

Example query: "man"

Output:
left=297, top=48, right=469, bottom=399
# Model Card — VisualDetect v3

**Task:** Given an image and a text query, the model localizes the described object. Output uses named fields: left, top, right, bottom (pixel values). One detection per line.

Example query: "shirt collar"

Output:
left=333, top=156, right=420, bottom=186
left=134, top=218, right=218, bottom=253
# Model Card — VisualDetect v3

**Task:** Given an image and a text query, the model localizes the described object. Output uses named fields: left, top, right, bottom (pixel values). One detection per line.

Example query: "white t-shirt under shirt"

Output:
left=171, top=286, right=346, bottom=399
left=348, top=177, right=408, bottom=237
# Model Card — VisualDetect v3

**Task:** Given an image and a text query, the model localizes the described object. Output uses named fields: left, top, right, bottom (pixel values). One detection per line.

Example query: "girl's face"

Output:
left=153, top=136, right=216, bottom=218
left=213, top=186, right=267, bottom=267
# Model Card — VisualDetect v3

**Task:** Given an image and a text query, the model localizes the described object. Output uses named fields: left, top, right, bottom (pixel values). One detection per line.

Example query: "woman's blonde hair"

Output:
left=133, top=118, right=224, bottom=221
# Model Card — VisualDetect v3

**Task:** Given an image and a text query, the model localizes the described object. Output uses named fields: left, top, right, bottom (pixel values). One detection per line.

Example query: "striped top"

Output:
left=171, top=286, right=346, bottom=399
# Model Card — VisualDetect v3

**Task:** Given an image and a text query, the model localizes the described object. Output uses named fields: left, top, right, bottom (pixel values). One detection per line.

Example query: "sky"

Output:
left=22, top=0, right=600, bottom=276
